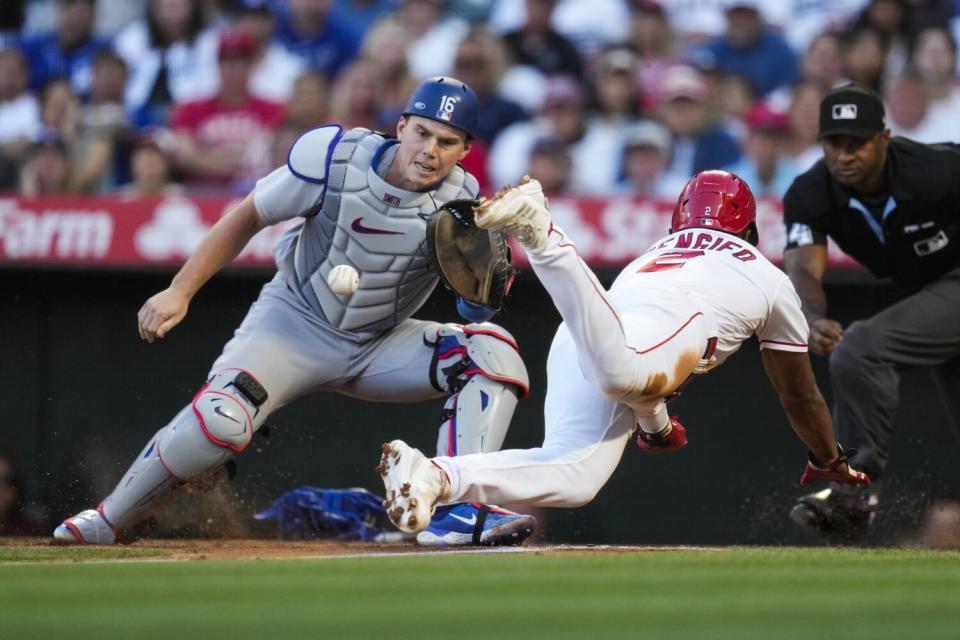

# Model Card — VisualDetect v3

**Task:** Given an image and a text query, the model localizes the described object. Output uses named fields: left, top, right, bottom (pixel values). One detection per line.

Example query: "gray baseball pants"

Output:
left=829, top=264, right=960, bottom=479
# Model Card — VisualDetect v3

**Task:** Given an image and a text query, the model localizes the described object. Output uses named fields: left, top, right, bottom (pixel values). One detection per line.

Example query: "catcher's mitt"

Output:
left=425, top=198, right=517, bottom=310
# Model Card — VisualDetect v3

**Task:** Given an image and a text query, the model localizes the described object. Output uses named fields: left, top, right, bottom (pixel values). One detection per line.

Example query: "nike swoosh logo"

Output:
left=214, top=405, right=241, bottom=424
left=450, top=513, right=477, bottom=526
left=351, top=217, right=404, bottom=235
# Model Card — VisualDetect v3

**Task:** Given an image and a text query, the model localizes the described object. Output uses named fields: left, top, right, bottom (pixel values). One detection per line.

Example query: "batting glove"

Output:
left=799, top=448, right=871, bottom=487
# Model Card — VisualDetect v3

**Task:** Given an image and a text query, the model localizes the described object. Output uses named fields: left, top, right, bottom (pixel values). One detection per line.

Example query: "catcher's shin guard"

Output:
left=98, top=370, right=267, bottom=530
left=429, top=323, right=529, bottom=456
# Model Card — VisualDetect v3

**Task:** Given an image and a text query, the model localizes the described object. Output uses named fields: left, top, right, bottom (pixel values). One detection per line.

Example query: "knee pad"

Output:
left=158, top=369, right=268, bottom=479
left=429, top=323, right=529, bottom=456
left=192, top=369, right=268, bottom=452
left=430, top=323, right=529, bottom=397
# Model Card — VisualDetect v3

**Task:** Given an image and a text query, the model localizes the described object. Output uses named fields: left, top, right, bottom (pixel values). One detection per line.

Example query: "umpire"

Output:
left=783, top=83, right=960, bottom=540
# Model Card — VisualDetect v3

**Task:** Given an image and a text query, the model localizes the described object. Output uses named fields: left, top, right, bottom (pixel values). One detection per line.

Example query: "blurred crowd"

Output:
left=2, top=0, right=960, bottom=200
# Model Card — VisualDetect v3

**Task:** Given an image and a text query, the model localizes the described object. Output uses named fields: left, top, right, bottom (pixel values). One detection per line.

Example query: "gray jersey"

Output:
left=253, top=126, right=479, bottom=336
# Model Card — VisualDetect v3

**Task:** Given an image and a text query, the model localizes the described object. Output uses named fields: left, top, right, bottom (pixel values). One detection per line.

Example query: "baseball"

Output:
left=327, top=264, right=360, bottom=295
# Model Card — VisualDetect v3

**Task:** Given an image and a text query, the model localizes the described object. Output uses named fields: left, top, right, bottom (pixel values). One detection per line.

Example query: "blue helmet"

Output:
left=402, top=76, right=479, bottom=139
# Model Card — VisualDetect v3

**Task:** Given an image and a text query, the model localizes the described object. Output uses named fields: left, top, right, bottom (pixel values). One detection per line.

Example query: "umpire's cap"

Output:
left=818, top=83, right=886, bottom=140
left=402, top=76, right=479, bottom=139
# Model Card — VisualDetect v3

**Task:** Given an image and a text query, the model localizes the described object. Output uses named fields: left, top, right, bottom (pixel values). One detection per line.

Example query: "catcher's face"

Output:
left=391, top=116, right=471, bottom=191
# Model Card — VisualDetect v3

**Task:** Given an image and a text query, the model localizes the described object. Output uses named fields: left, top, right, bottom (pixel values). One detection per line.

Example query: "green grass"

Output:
left=2, top=547, right=959, bottom=640
left=0, top=546, right=168, bottom=563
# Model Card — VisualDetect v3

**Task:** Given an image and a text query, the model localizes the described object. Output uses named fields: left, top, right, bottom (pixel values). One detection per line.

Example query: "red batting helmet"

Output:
left=670, top=170, right=758, bottom=243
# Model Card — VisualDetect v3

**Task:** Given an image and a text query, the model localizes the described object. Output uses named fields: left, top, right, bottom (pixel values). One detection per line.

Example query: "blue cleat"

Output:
left=416, top=502, right=536, bottom=547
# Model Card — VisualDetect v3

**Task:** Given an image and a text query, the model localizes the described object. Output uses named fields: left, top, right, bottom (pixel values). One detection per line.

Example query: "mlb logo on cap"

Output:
left=832, top=104, right=858, bottom=120
left=818, top=83, right=885, bottom=140
left=436, top=95, right=457, bottom=122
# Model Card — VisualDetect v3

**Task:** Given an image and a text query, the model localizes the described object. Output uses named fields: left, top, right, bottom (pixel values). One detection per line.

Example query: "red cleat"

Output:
left=636, top=416, right=688, bottom=454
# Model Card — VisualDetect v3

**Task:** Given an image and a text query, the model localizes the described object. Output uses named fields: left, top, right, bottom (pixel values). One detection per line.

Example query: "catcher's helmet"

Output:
left=670, top=170, right=758, bottom=243
left=402, top=76, right=479, bottom=139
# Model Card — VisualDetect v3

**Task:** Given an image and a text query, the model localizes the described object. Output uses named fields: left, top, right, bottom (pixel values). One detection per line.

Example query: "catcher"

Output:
left=54, top=77, right=535, bottom=547
left=378, top=171, right=870, bottom=534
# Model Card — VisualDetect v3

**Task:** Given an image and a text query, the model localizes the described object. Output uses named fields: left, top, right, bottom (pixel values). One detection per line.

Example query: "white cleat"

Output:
left=377, top=440, right=449, bottom=534
left=53, top=508, right=117, bottom=545
left=474, top=176, right=552, bottom=255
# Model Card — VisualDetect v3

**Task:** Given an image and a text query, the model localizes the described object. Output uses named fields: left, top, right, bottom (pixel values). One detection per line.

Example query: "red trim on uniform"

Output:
left=447, top=395, right=458, bottom=456
left=484, top=505, right=518, bottom=515
left=156, top=446, right=185, bottom=482
left=462, top=326, right=519, bottom=351
left=96, top=503, right=119, bottom=536
left=192, top=388, right=253, bottom=453
left=437, top=346, right=467, bottom=360
left=760, top=339, right=808, bottom=347
left=63, top=520, right=84, bottom=542
left=462, top=368, right=529, bottom=400
left=633, top=313, right=704, bottom=355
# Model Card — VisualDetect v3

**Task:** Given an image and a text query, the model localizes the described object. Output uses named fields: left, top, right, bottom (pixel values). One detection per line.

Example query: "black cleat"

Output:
left=790, top=487, right=878, bottom=543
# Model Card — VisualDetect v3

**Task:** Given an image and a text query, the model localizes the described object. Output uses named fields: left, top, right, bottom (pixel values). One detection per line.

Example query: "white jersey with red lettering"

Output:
left=615, top=227, right=809, bottom=370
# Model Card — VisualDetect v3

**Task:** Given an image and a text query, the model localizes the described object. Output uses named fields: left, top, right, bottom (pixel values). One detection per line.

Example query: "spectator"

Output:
left=724, top=101, right=798, bottom=198
left=786, top=81, right=826, bottom=171
left=629, top=0, right=683, bottom=113
left=67, top=50, right=132, bottom=193
left=451, top=27, right=528, bottom=145
left=800, top=31, right=846, bottom=92
left=168, top=29, right=284, bottom=192
left=0, top=453, right=46, bottom=537
left=399, top=0, right=469, bottom=79
left=852, top=0, right=911, bottom=78
left=119, top=132, right=182, bottom=198
left=501, top=0, right=583, bottom=78
left=360, top=18, right=419, bottom=123
left=0, top=49, right=42, bottom=168
left=772, top=0, right=864, bottom=54
left=592, top=47, right=641, bottom=125
left=332, top=0, right=399, bottom=38
left=911, top=27, right=960, bottom=138
left=274, top=0, right=364, bottom=79
left=231, top=0, right=306, bottom=103
left=883, top=70, right=947, bottom=142
left=714, top=71, right=756, bottom=144
left=283, top=69, right=330, bottom=132
left=841, top=28, right=887, bottom=93
left=19, top=137, right=72, bottom=196
left=616, top=119, right=680, bottom=198
left=656, top=65, right=741, bottom=188
left=489, top=75, right=621, bottom=195
left=526, top=136, right=572, bottom=196
left=327, top=58, right=383, bottom=131
left=114, top=0, right=217, bottom=129
left=19, top=0, right=109, bottom=100
left=697, top=1, right=799, bottom=98
left=37, top=78, right=82, bottom=150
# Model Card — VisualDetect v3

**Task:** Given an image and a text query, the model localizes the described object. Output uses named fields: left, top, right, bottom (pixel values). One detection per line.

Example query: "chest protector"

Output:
left=285, top=128, right=478, bottom=335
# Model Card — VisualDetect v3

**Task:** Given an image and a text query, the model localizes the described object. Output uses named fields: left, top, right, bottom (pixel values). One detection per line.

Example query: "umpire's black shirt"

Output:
left=783, top=137, right=960, bottom=290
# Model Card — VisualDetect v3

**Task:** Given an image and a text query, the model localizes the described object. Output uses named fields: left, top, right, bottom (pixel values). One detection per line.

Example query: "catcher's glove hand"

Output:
left=425, top=198, right=517, bottom=312
left=799, top=448, right=871, bottom=487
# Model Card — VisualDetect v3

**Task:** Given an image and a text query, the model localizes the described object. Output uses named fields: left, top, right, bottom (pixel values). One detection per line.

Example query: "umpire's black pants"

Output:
left=829, top=264, right=960, bottom=480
